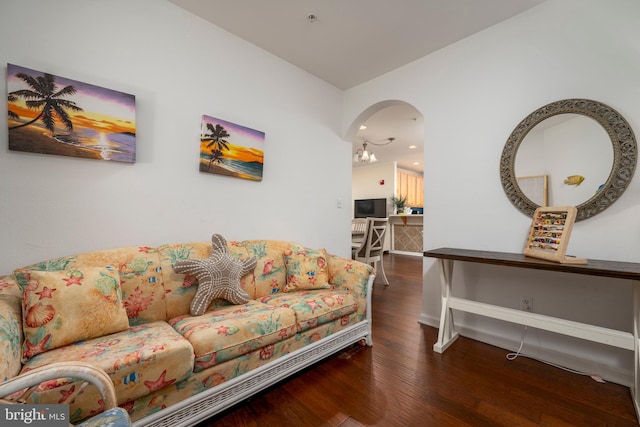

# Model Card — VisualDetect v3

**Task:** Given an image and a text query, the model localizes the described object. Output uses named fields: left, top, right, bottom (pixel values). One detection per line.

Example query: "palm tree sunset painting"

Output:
left=7, top=63, right=136, bottom=163
left=200, top=114, right=264, bottom=181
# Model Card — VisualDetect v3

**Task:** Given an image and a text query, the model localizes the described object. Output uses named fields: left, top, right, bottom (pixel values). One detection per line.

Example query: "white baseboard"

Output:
left=389, top=250, right=422, bottom=257
left=418, top=312, right=632, bottom=387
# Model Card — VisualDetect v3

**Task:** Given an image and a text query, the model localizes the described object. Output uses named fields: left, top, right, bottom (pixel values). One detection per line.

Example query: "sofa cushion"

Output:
left=18, top=267, right=129, bottom=360
left=20, top=321, right=194, bottom=413
left=283, top=246, right=330, bottom=292
left=173, top=234, right=257, bottom=316
left=14, top=247, right=167, bottom=326
left=259, top=289, right=358, bottom=333
left=168, top=300, right=297, bottom=372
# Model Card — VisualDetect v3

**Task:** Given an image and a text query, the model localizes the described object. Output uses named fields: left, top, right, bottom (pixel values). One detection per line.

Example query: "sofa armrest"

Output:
left=327, top=254, right=375, bottom=319
left=0, top=275, right=23, bottom=382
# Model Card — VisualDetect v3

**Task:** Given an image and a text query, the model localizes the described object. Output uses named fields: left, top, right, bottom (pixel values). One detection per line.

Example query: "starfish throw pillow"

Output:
left=173, top=234, right=257, bottom=316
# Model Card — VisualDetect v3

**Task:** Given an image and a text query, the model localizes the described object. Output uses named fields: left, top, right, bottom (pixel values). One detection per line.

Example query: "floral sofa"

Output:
left=0, top=237, right=374, bottom=426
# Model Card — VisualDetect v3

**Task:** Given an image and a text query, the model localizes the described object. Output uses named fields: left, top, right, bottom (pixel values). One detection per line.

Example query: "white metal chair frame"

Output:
left=0, top=361, right=130, bottom=426
left=353, top=217, right=389, bottom=285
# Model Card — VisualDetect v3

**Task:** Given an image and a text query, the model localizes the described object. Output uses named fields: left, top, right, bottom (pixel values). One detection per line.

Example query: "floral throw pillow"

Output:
left=19, top=267, right=129, bottom=360
left=283, top=247, right=330, bottom=292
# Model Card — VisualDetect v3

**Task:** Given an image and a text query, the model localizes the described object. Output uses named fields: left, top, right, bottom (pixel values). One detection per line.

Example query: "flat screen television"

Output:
left=354, top=198, right=387, bottom=218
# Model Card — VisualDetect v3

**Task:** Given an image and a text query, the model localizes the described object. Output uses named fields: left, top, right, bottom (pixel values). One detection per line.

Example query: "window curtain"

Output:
left=396, top=170, right=424, bottom=207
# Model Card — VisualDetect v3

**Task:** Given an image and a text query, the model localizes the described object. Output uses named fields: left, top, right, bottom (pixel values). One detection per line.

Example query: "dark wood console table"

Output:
left=424, top=247, right=640, bottom=423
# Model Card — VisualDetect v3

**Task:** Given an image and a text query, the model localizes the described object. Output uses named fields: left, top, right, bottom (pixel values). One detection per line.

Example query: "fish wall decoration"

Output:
left=564, top=175, right=585, bottom=186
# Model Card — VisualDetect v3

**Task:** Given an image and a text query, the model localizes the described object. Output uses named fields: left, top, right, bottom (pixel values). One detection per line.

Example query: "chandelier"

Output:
left=353, top=141, right=376, bottom=163
left=353, top=137, right=395, bottom=164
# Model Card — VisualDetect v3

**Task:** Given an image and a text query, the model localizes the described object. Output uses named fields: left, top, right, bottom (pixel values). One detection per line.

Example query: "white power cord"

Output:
left=506, top=325, right=606, bottom=383
left=506, top=325, right=528, bottom=361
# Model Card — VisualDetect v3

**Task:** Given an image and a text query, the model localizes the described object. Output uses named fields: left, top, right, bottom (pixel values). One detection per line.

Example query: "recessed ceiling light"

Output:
left=409, top=145, right=417, bottom=149
left=413, top=162, right=420, bottom=165
left=359, top=125, right=367, bottom=130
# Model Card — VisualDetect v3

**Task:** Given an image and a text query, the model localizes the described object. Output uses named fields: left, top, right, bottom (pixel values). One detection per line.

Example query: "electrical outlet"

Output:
left=521, top=296, right=533, bottom=312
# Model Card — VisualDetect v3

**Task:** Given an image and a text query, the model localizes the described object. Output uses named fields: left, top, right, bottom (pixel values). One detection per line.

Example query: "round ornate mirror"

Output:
left=500, top=99, right=637, bottom=221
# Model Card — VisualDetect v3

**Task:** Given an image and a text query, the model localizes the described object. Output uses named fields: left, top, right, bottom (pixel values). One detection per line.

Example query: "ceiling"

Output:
left=353, top=104, right=425, bottom=173
left=170, top=0, right=546, bottom=173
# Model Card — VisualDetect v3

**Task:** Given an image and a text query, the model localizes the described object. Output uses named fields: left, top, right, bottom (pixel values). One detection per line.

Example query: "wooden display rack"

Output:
left=523, top=206, right=587, bottom=264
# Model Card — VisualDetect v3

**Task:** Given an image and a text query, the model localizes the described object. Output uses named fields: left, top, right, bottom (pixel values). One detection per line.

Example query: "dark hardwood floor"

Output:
left=198, top=254, right=637, bottom=426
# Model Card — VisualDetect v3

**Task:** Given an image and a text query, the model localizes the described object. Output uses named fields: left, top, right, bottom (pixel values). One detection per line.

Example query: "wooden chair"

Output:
left=352, top=217, right=389, bottom=285
left=0, top=361, right=131, bottom=426
left=351, top=218, right=368, bottom=246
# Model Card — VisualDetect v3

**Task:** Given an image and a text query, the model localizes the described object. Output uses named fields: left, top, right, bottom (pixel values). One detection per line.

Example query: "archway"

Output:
left=344, top=100, right=418, bottom=142
left=347, top=100, right=425, bottom=256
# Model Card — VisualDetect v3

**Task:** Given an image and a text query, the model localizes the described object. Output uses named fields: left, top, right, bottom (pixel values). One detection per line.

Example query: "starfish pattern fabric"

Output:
left=173, top=234, right=257, bottom=316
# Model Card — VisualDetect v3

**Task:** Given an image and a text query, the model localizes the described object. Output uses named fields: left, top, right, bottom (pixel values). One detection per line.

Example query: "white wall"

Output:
left=343, top=0, right=640, bottom=385
left=0, top=0, right=354, bottom=273
left=351, top=162, right=396, bottom=217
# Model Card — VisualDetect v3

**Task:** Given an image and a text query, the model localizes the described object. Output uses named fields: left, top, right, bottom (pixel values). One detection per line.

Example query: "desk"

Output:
left=424, top=247, right=640, bottom=422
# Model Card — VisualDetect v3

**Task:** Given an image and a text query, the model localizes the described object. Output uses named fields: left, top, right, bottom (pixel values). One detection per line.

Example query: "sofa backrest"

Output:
left=9, top=239, right=365, bottom=326
left=237, top=240, right=291, bottom=298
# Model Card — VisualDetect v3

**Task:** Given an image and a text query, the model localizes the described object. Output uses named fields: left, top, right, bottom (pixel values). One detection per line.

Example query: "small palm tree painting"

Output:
left=200, top=114, right=264, bottom=181
left=7, top=63, right=136, bottom=163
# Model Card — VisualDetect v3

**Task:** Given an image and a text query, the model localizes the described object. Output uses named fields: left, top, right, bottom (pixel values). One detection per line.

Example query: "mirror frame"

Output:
left=500, top=99, right=637, bottom=221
